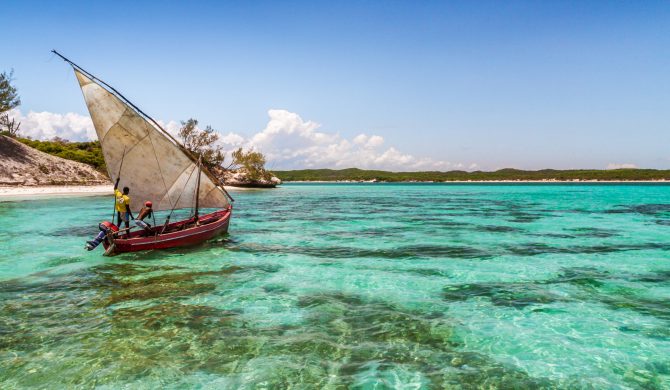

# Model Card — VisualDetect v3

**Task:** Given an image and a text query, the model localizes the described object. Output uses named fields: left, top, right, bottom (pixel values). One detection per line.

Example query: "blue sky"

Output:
left=2, top=1, right=669, bottom=170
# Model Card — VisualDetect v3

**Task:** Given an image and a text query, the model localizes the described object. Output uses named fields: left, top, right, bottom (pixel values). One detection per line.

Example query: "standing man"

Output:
left=114, top=178, right=133, bottom=238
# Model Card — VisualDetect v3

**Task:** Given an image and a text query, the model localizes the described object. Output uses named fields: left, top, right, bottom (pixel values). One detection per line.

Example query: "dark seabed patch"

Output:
left=443, top=267, right=670, bottom=323
left=547, top=267, right=610, bottom=287
left=606, top=203, right=670, bottom=216
left=548, top=268, right=670, bottom=323
left=0, top=270, right=564, bottom=388
left=405, top=267, right=451, bottom=277
left=475, top=225, right=525, bottom=233
left=507, top=211, right=546, bottom=223
left=619, top=325, right=670, bottom=341
left=444, top=282, right=565, bottom=308
left=41, top=256, right=86, bottom=268
left=504, top=242, right=670, bottom=256
left=533, top=233, right=577, bottom=239
left=567, top=227, right=619, bottom=238
left=51, top=225, right=99, bottom=237
left=226, top=243, right=493, bottom=259
left=322, top=228, right=405, bottom=239
left=634, top=270, right=670, bottom=283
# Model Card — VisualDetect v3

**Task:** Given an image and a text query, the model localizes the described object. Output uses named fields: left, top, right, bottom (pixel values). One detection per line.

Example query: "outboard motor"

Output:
left=85, top=221, right=119, bottom=251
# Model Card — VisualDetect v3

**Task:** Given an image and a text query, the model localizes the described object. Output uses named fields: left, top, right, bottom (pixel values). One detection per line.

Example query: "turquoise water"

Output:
left=1, top=183, right=670, bottom=389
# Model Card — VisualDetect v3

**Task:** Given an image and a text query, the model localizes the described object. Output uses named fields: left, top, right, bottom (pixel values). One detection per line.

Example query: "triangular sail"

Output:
left=74, top=70, right=230, bottom=212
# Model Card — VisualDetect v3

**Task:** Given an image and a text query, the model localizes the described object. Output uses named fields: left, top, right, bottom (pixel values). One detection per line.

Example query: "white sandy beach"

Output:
left=0, top=185, right=114, bottom=197
left=0, top=184, right=255, bottom=200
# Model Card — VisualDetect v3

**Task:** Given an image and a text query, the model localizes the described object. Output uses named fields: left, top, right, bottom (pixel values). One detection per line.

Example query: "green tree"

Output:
left=178, top=118, right=225, bottom=169
left=231, top=147, right=271, bottom=181
left=177, top=118, right=273, bottom=182
left=0, top=70, right=21, bottom=137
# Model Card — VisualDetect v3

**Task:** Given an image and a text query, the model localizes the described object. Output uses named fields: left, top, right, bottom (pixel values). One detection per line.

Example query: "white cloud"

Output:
left=7, top=109, right=95, bottom=141
left=353, top=134, right=368, bottom=145
left=220, top=132, right=245, bottom=147
left=158, top=120, right=182, bottom=138
left=367, top=135, right=384, bottom=148
left=158, top=119, right=245, bottom=149
left=606, top=163, right=637, bottom=170
left=7, top=107, right=472, bottom=171
left=239, top=109, right=466, bottom=171
left=353, top=134, right=384, bottom=148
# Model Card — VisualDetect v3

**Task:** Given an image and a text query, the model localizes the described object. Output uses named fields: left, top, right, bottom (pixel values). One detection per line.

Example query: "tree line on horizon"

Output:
left=10, top=135, right=670, bottom=182
left=272, top=167, right=670, bottom=182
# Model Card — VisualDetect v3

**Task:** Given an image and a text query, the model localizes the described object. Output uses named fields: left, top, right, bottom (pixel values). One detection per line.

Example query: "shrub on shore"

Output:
left=16, top=137, right=107, bottom=173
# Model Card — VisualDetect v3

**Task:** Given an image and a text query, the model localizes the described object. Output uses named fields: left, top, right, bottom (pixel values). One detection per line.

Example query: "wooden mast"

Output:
left=51, top=49, right=234, bottom=204
left=194, top=155, right=202, bottom=221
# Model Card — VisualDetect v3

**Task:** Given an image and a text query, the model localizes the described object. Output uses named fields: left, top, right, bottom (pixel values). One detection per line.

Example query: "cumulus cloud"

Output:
left=220, top=132, right=245, bottom=146
left=7, top=107, right=471, bottom=171
left=353, top=134, right=384, bottom=148
left=7, top=109, right=95, bottom=141
left=162, top=110, right=467, bottom=170
left=231, top=109, right=467, bottom=171
left=158, top=119, right=245, bottom=149
left=158, top=120, right=182, bottom=138
left=606, top=163, right=637, bottom=170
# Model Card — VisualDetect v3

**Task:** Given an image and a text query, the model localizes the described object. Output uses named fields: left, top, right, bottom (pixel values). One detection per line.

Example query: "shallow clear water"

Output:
left=1, top=183, right=670, bottom=389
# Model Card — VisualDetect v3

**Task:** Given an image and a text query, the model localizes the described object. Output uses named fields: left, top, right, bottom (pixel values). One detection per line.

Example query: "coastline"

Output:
left=284, top=179, right=670, bottom=183
left=0, top=185, right=114, bottom=198
left=2, top=179, right=669, bottom=200
left=0, top=184, right=255, bottom=200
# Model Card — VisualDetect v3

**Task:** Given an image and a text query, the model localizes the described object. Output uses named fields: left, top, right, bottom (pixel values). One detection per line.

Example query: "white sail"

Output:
left=75, top=70, right=230, bottom=212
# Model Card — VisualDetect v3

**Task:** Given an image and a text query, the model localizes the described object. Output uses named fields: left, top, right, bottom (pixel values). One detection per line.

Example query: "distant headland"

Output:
left=3, top=135, right=670, bottom=188
left=273, top=168, right=670, bottom=183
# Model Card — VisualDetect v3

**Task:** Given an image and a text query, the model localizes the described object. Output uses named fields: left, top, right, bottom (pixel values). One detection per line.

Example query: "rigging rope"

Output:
left=51, top=49, right=234, bottom=204
left=160, top=164, right=198, bottom=234
left=111, top=147, right=127, bottom=224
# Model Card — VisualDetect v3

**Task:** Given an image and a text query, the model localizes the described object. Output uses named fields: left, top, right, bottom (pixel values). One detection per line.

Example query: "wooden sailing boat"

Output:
left=53, top=51, right=233, bottom=255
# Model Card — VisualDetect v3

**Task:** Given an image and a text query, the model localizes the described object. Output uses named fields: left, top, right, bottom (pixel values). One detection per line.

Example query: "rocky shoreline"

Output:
left=219, top=169, right=282, bottom=188
left=0, top=135, right=108, bottom=186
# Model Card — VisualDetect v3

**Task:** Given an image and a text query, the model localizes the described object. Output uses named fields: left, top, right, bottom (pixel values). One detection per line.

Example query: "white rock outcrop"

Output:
left=219, top=168, right=281, bottom=188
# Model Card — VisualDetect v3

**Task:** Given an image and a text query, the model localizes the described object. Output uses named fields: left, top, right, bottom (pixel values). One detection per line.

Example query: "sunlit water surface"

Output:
left=1, top=183, right=669, bottom=389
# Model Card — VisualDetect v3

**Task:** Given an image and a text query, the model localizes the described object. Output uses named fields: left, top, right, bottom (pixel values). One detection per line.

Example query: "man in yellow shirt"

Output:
left=114, top=178, right=134, bottom=238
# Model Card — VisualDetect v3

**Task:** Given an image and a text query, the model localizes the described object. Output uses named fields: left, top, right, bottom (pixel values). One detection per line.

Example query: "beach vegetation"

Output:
left=230, top=147, right=272, bottom=181
left=273, top=167, right=670, bottom=182
left=177, top=118, right=225, bottom=169
left=176, top=118, right=274, bottom=183
left=16, top=136, right=107, bottom=172
left=13, top=134, right=670, bottom=183
left=0, top=69, right=21, bottom=137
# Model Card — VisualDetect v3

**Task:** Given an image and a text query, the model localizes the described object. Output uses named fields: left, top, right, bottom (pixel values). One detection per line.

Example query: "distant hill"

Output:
left=273, top=168, right=670, bottom=182
left=0, top=135, right=109, bottom=185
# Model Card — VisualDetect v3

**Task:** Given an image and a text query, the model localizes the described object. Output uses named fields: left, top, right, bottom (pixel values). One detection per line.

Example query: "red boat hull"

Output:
left=103, top=207, right=231, bottom=254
